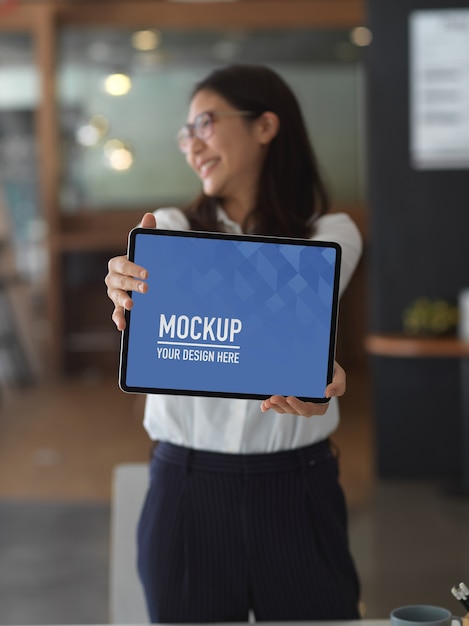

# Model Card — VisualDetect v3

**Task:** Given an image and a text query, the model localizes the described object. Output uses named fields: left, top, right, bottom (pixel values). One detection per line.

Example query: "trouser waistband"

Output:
left=153, top=439, right=334, bottom=474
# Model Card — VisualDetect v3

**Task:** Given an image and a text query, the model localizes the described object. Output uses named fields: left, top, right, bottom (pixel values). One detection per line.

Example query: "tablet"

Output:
left=119, top=227, right=341, bottom=402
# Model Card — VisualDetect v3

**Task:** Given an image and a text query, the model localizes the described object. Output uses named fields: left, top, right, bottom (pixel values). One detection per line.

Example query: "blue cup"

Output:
left=391, top=605, right=463, bottom=626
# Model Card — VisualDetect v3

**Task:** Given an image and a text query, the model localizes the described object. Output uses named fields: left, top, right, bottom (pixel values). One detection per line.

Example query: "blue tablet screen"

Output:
left=119, top=228, right=341, bottom=401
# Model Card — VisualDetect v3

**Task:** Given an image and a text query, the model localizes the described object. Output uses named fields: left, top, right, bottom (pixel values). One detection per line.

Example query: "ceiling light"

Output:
left=104, top=72, right=131, bottom=96
left=350, top=26, right=373, bottom=47
left=132, top=30, right=162, bottom=51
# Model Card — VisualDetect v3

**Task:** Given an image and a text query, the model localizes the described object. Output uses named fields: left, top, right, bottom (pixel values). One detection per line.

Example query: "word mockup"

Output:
left=156, top=314, right=243, bottom=364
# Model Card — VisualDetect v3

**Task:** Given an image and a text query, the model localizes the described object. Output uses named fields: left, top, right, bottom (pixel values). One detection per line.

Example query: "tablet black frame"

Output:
left=119, top=227, right=341, bottom=403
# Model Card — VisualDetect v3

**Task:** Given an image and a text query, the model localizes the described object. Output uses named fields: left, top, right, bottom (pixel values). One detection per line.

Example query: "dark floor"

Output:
left=1, top=370, right=469, bottom=624
left=349, top=480, right=469, bottom=617
left=0, top=501, right=110, bottom=625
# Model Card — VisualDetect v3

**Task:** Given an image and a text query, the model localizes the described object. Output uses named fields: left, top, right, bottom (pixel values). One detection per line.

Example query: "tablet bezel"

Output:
left=119, top=227, right=341, bottom=403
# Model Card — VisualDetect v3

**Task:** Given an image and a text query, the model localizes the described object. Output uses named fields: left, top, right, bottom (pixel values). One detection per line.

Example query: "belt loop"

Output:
left=243, top=457, right=248, bottom=481
left=298, top=446, right=308, bottom=472
left=183, top=447, right=192, bottom=475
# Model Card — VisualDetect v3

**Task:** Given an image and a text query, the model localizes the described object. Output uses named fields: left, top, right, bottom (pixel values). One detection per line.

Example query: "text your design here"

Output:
left=156, top=314, right=242, bottom=364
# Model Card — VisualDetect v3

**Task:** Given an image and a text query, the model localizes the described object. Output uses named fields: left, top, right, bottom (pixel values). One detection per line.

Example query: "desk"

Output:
left=366, top=333, right=469, bottom=490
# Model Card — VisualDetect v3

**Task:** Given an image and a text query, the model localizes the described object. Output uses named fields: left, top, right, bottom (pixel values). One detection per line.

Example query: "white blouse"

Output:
left=142, top=207, right=362, bottom=454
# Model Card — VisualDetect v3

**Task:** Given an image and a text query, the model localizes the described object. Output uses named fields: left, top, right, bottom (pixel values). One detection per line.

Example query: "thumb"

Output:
left=140, top=212, right=157, bottom=229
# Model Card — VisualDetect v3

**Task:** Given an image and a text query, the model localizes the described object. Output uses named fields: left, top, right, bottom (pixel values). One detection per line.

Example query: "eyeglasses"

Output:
left=177, top=110, right=254, bottom=153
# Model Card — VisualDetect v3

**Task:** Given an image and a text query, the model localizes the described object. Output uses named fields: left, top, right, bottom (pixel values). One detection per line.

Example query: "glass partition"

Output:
left=0, top=33, right=43, bottom=280
left=57, top=28, right=365, bottom=214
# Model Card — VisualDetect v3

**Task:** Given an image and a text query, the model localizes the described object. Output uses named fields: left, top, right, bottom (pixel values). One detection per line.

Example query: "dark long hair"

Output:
left=184, top=64, right=330, bottom=238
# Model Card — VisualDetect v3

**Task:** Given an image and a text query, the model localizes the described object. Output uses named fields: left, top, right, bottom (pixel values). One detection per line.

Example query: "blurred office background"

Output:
left=1, top=0, right=469, bottom=624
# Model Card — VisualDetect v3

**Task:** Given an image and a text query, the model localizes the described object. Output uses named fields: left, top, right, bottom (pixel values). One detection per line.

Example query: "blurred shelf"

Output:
left=365, top=333, right=469, bottom=358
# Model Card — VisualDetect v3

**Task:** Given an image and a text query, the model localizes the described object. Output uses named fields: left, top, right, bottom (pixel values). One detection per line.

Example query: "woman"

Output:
left=106, top=64, right=362, bottom=623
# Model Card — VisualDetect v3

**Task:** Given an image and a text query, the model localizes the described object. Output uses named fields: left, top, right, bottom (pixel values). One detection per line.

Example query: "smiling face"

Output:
left=184, top=89, right=277, bottom=224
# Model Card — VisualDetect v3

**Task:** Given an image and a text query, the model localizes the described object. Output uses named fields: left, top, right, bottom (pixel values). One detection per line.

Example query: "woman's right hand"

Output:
left=105, top=212, right=156, bottom=331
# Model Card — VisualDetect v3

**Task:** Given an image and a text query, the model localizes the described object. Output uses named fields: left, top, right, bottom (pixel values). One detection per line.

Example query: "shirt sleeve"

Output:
left=311, top=212, right=363, bottom=297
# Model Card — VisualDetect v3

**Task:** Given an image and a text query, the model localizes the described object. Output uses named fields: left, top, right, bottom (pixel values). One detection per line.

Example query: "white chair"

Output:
left=109, top=463, right=150, bottom=624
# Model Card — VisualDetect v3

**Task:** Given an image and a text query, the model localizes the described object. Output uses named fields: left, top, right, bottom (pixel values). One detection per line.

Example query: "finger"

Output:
left=106, top=263, right=149, bottom=302
left=140, top=212, right=157, bottom=229
left=325, top=381, right=345, bottom=399
left=262, top=395, right=329, bottom=418
left=112, top=306, right=127, bottom=331
left=108, top=256, right=148, bottom=282
left=325, top=362, right=346, bottom=398
left=107, top=287, right=135, bottom=311
left=284, top=397, right=329, bottom=418
left=261, top=395, right=291, bottom=414
left=107, top=276, right=148, bottom=300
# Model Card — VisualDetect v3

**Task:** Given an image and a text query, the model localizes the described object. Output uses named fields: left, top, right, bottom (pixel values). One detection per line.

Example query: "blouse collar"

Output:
left=216, top=205, right=243, bottom=234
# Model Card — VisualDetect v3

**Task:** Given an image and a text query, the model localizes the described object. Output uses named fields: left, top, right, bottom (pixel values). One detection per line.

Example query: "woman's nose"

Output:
left=187, top=134, right=205, bottom=155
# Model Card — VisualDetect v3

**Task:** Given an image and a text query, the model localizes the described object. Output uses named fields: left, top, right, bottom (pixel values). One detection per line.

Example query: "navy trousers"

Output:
left=137, top=439, right=360, bottom=623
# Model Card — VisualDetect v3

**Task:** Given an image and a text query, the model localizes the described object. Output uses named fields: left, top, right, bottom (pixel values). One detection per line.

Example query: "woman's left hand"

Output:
left=260, top=361, right=346, bottom=417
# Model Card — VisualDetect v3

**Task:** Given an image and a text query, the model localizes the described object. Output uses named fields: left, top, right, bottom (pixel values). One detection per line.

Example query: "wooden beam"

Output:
left=54, top=1, right=365, bottom=28
left=34, top=2, right=64, bottom=375
left=0, top=1, right=43, bottom=30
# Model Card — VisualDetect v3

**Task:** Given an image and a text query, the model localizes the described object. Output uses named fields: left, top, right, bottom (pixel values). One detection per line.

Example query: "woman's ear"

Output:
left=257, top=111, right=280, bottom=145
